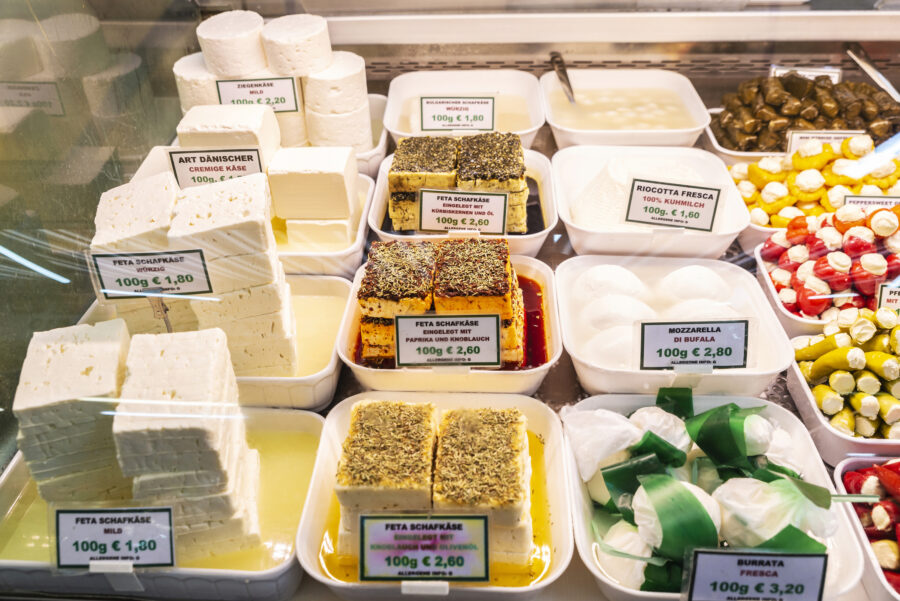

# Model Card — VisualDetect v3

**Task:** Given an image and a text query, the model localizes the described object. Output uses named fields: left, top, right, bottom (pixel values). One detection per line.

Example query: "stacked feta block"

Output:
left=90, top=171, right=198, bottom=334
left=169, top=173, right=298, bottom=377
left=268, top=146, right=360, bottom=250
left=112, top=329, right=261, bottom=562
left=13, top=320, right=132, bottom=502
left=176, top=104, right=281, bottom=171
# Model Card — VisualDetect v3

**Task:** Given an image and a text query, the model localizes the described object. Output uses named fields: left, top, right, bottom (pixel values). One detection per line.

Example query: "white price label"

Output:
left=0, top=81, right=64, bottom=115
left=360, top=515, right=489, bottom=582
left=168, top=149, right=261, bottom=188
left=56, top=508, right=174, bottom=569
left=640, top=320, right=748, bottom=370
left=688, top=549, right=827, bottom=601
left=786, top=129, right=865, bottom=155
left=769, top=64, right=842, bottom=84
left=624, top=178, right=721, bottom=232
left=420, top=97, right=494, bottom=131
left=845, top=195, right=900, bottom=209
left=418, top=189, right=507, bottom=234
left=878, top=283, right=900, bottom=311
left=395, top=315, right=501, bottom=367
left=216, top=77, right=299, bottom=112
left=91, top=250, right=213, bottom=300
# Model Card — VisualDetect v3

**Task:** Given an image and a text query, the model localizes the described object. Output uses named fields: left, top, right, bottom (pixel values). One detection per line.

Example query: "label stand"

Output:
left=401, top=581, right=450, bottom=596
left=89, top=560, right=144, bottom=592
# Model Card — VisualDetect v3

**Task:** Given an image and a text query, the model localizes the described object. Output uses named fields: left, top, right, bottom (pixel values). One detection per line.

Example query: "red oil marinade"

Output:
left=353, top=275, right=548, bottom=370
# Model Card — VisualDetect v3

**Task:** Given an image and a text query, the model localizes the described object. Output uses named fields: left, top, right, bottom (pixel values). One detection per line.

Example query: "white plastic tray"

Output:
left=78, top=275, right=349, bottom=410
left=0, top=408, right=323, bottom=601
left=787, top=359, right=900, bottom=466
left=702, top=108, right=779, bottom=166
left=738, top=223, right=775, bottom=255
left=277, top=174, right=375, bottom=278
left=382, top=70, right=544, bottom=149
left=356, top=94, right=389, bottom=179
left=336, top=254, right=561, bottom=395
left=238, top=275, right=350, bottom=411
left=551, top=145, right=749, bottom=258
left=539, top=69, right=709, bottom=149
left=368, top=149, right=558, bottom=258
left=554, top=254, right=792, bottom=395
left=754, top=243, right=825, bottom=337
left=565, top=394, right=863, bottom=601
left=295, top=390, right=574, bottom=601
left=835, top=456, right=900, bottom=601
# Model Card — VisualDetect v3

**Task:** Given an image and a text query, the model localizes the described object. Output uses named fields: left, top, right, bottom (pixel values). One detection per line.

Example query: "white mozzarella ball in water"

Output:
left=662, top=298, right=740, bottom=320
left=580, top=294, right=657, bottom=332
left=581, top=326, right=634, bottom=369
left=574, top=265, right=649, bottom=301
left=656, top=266, right=731, bottom=304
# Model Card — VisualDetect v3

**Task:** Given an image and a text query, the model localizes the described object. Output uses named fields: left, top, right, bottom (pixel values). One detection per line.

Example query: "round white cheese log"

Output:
left=261, top=14, right=332, bottom=77
left=173, top=52, right=218, bottom=113
left=196, top=10, right=267, bottom=78
left=37, top=13, right=111, bottom=77
left=82, top=53, right=153, bottom=118
left=277, top=110, right=309, bottom=147
left=0, top=20, right=42, bottom=80
left=306, top=103, right=373, bottom=152
left=303, top=51, right=368, bottom=114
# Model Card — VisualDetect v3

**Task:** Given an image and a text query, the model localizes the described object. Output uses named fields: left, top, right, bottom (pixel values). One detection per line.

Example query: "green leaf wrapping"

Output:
left=751, top=469, right=833, bottom=510
left=637, top=474, right=719, bottom=561
left=602, top=454, right=666, bottom=521
left=753, top=455, right=802, bottom=480
left=629, top=431, right=687, bottom=467
left=641, top=561, right=684, bottom=592
left=754, top=525, right=826, bottom=554
left=591, top=506, right=622, bottom=540
left=592, top=539, right=670, bottom=567
left=655, top=388, right=694, bottom=419
left=685, top=404, right=764, bottom=470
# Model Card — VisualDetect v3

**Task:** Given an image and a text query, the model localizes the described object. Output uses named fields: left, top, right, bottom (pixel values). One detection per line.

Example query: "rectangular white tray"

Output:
left=0, top=408, right=323, bottom=601
left=295, top=390, right=574, bottom=601
left=336, top=254, right=561, bottom=395
left=754, top=243, right=827, bottom=337
left=368, top=149, right=558, bottom=258
left=566, top=394, right=862, bottom=601
left=554, top=254, right=792, bottom=396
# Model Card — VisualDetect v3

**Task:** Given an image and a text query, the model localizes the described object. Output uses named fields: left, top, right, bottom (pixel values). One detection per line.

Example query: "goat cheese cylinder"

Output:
left=196, top=10, right=267, bottom=78
left=261, top=14, right=332, bottom=77
left=37, top=13, right=111, bottom=77
left=302, top=51, right=368, bottom=114
left=0, top=20, right=42, bottom=80
left=82, top=53, right=154, bottom=118
left=173, top=52, right=219, bottom=113
left=306, top=103, right=373, bottom=153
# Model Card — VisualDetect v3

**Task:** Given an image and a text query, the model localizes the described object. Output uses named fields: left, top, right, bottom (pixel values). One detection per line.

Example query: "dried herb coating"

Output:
left=336, top=401, right=435, bottom=488
left=433, top=408, right=527, bottom=508
left=358, top=241, right=436, bottom=302
left=434, top=238, right=511, bottom=298
left=390, top=192, right=418, bottom=203
left=391, top=137, right=458, bottom=173
left=457, top=132, right=525, bottom=182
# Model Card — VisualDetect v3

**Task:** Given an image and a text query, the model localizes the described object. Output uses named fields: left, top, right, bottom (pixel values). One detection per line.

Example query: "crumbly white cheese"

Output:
left=860, top=184, right=884, bottom=196
left=786, top=245, right=809, bottom=264
left=861, top=253, right=888, bottom=276
left=758, top=156, right=784, bottom=174
left=190, top=274, right=288, bottom=323
left=871, top=162, right=897, bottom=179
left=827, top=251, right=852, bottom=272
left=761, top=181, right=789, bottom=205
left=172, top=53, right=219, bottom=113
left=832, top=158, right=856, bottom=177
left=849, top=135, right=875, bottom=157
left=306, top=103, right=374, bottom=153
left=844, top=225, right=876, bottom=244
left=206, top=247, right=282, bottom=293
left=737, top=180, right=757, bottom=199
left=195, top=10, right=267, bottom=78
left=749, top=207, right=769, bottom=226
left=268, top=146, right=358, bottom=219
left=827, top=185, right=852, bottom=209
left=91, top=171, right=179, bottom=253
left=302, top=51, right=368, bottom=114
left=176, top=104, right=281, bottom=169
left=229, top=334, right=298, bottom=376
left=261, top=14, right=332, bottom=77
left=795, top=169, right=825, bottom=193
left=817, top=226, right=843, bottom=250
left=870, top=210, right=899, bottom=237
left=730, top=162, right=750, bottom=181
left=797, top=140, right=824, bottom=158
left=778, top=206, right=805, bottom=220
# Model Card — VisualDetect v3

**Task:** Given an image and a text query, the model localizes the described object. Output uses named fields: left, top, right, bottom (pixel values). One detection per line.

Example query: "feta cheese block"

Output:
left=133, top=432, right=242, bottom=498
left=433, top=239, right=516, bottom=320
left=229, top=334, right=298, bottom=377
left=302, top=51, right=368, bottom=114
left=115, top=299, right=199, bottom=335
left=199, top=305, right=294, bottom=346
left=162, top=451, right=258, bottom=524
left=35, top=464, right=132, bottom=502
left=82, top=52, right=154, bottom=118
left=91, top=171, right=179, bottom=253
left=306, top=103, right=374, bottom=153
left=195, top=10, right=267, bottom=79
left=0, top=19, right=42, bottom=80
left=174, top=501, right=260, bottom=563
left=36, top=13, right=110, bottom=78
left=173, top=53, right=219, bottom=113
left=168, top=172, right=274, bottom=259
left=457, top=133, right=527, bottom=193
left=190, top=272, right=287, bottom=323
left=261, top=14, right=332, bottom=77
left=176, top=105, right=280, bottom=170
left=335, top=400, right=437, bottom=513
left=357, top=241, right=436, bottom=318
left=432, top=408, right=531, bottom=528
left=285, top=215, right=356, bottom=250
left=268, top=146, right=357, bottom=219
left=206, top=247, right=281, bottom=293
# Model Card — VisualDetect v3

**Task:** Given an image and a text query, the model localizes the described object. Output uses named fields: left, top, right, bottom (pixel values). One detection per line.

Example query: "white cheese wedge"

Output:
left=172, top=53, right=219, bottom=113
left=302, top=51, right=368, bottom=114
left=0, top=20, right=42, bottom=80
left=176, top=104, right=280, bottom=169
left=91, top=171, right=179, bottom=253
left=168, top=172, right=274, bottom=259
left=261, top=14, right=332, bottom=77
left=36, top=13, right=110, bottom=77
left=268, top=146, right=358, bottom=219
left=82, top=52, right=153, bottom=118
left=190, top=273, right=287, bottom=323
left=205, top=247, right=281, bottom=294
left=306, top=103, right=374, bottom=153
left=195, top=10, right=267, bottom=79
left=285, top=216, right=356, bottom=250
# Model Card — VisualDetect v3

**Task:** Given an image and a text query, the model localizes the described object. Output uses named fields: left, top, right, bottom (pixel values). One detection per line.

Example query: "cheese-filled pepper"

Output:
left=855, top=369, right=883, bottom=394
left=794, top=332, right=852, bottom=361
left=851, top=254, right=888, bottom=297
left=812, top=252, right=852, bottom=291
left=877, top=392, right=900, bottom=424
left=828, top=369, right=856, bottom=395
left=809, top=347, right=867, bottom=382
left=856, top=415, right=880, bottom=437
left=863, top=334, right=892, bottom=354
left=812, top=384, right=844, bottom=415
left=866, top=351, right=900, bottom=380
left=849, top=392, right=880, bottom=419
left=829, top=406, right=856, bottom=435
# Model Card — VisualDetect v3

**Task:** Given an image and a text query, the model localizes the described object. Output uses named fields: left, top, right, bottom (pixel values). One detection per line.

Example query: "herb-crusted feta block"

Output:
left=433, top=238, right=515, bottom=320
left=335, top=400, right=437, bottom=512
left=91, top=172, right=179, bottom=253
left=357, top=241, right=436, bottom=318
left=388, top=137, right=458, bottom=193
left=457, top=133, right=527, bottom=193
